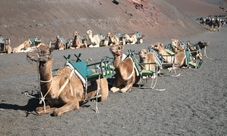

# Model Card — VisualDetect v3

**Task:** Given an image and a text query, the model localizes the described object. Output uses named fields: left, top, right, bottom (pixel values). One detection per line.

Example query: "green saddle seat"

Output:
left=165, top=49, right=175, bottom=55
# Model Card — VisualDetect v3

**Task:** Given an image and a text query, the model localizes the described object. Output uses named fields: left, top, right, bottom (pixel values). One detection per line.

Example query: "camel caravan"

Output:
left=25, top=35, right=210, bottom=116
left=198, top=15, right=226, bottom=31
left=0, top=30, right=145, bottom=54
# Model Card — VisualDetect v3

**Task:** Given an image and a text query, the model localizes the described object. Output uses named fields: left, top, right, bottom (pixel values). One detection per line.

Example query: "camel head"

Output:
left=171, top=39, right=179, bottom=47
left=86, top=30, right=92, bottom=35
left=74, top=31, right=79, bottom=36
left=27, top=42, right=52, bottom=62
left=150, top=42, right=164, bottom=53
left=107, top=32, right=111, bottom=37
left=109, top=44, right=124, bottom=57
left=139, top=49, right=149, bottom=61
left=198, top=40, right=209, bottom=49
left=56, top=35, right=60, bottom=40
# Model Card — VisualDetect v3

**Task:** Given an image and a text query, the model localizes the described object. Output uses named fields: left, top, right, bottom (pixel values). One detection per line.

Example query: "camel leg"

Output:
left=36, top=105, right=56, bottom=116
left=53, top=100, right=79, bottom=116
left=92, top=44, right=100, bottom=48
left=120, top=76, right=136, bottom=93
left=99, top=78, right=109, bottom=101
left=13, top=43, right=25, bottom=53
left=120, top=83, right=133, bottom=93
left=110, top=86, right=120, bottom=93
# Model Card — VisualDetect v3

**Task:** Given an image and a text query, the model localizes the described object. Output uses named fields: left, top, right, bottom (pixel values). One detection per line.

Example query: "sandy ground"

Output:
left=0, top=0, right=227, bottom=136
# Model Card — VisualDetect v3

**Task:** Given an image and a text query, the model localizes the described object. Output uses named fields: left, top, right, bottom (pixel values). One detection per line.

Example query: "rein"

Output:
left=40, top=78, right=52, bottom=83
left=39, top=76, right=53, bottom=112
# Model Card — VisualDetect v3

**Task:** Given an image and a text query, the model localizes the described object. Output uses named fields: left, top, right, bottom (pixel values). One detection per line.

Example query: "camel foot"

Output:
left=110, top=87, right=120, bottom=93
left=36, top=107, right=49, bottom=116
left=168, top=67, right=173, bottom=72
left=92, top=45, right=100, bottom=48
left=52, top=109, right=62, bottom=116
left=120, top=86, right=131, bottom=93
left=36, top=105, right=55, bottom=116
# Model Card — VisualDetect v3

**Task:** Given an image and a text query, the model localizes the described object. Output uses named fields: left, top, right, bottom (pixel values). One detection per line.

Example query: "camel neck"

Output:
left=39, top=57, right=53, bottom=82
left=88, top=33, right=94, bottom=43
left=113, top=54, right=122, bottom=68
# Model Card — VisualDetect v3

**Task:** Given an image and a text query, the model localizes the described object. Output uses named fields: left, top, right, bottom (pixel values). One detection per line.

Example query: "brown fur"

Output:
left=150, top=42, right=186, bottom=71
left=27, top=43, right=109, bottom=116
left=5, top=44, right=12, bottom=54
left=209, top=19, right=222, bottom=31
left=197, top=40, right=208, bottom=50
left=4, top=38, right=12, bottom=54
left=171, top=39, right=184, bottom=53
left=124, top=34, right=137, bottom=44
left=139, top=49, right=156, bottom=71
left=56, top=36, right=65, bottom=50
left=13, top=40, right=31, bottom=53
left=107, top=32, right=120, bottom=46
left=187, top=41, right=203, bottom=60
left=109, top=44, right=139, bottom=93
left=72, top=31, right=87, bottom=49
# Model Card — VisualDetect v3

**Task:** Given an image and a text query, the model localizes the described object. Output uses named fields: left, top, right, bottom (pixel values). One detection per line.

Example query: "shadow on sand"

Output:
left=0, top=93, right=40, bottom=117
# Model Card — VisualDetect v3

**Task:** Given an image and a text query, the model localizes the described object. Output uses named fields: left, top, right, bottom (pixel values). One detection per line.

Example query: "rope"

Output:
left=39, top=80, right=52, bottom=112
left=40, top=78, right=52, bottom=83
left=96, top=75, right=101, bottom=113
left=150, top=75, right=157, bottom=89
left=84, top=78, right=88, bottom=102
left=56, top=68, right=74, bottom=98
left=24, top=92, right=39, bottom=99
left=204, top=46, right=214, bottom=60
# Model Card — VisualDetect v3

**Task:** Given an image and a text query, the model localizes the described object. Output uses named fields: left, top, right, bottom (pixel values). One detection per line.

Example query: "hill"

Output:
left=0, top=0, right=210, bottom=47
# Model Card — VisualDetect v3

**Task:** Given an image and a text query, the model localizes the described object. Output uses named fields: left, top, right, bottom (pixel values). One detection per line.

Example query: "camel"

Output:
left=139, top=49, right=156, bottom=71
left=197, top=40, right=209, bottom=50
left=71, top=31, right=87, bottom=49
left=56, top=35, right=66, bottom=50
left=0, top=38, right=12, bottom=54
left=13, top=37, right=41, bottom=53
left=86, top=30, right=101, bottom=47
left=109, top=44, right=139, bottom=93
left=124, top=32, right=144, bottom=45
left=13, top=40, right=31, bottom=53
left=196, top=40, right=211, bottom=60
left=187, top=41, right=203, bottom=60
left=207, top=18, right=222, bottom=31
left=124, top=34, right=137, bottom=44
left=150, top=42, right=187, bottom=71
left=27, top=42, right=109, bottom=116
left=107, top=32, right=120, bottom=46
left=170, top=39, right=185, bottom=53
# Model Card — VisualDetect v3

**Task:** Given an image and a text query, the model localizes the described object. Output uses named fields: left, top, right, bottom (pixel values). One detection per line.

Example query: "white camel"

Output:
left=86, top=30, right=101, bottom=47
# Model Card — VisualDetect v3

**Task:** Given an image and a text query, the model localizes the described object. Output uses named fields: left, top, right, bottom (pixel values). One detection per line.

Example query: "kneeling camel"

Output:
left=27, top=43, right=109, bottom=116
left=109, top=44, right=139, bottom=93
